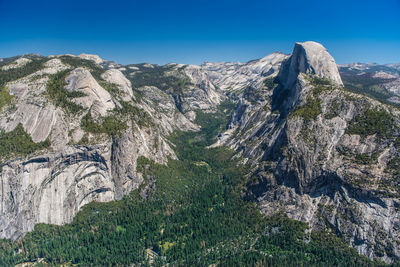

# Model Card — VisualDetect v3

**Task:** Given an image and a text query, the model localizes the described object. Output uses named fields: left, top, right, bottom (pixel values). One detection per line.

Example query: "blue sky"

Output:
left=0, top=0, right=399, bottom=65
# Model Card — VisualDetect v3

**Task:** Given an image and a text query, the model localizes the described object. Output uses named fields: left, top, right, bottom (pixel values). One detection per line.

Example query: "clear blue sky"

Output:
left=0, top=0, right=399, bottom=65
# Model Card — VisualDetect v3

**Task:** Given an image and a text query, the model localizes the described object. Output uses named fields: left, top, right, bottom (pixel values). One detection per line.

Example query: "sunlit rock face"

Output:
left=281, top=41, right=343, bottom=88
left=0, top=55, right=198, bottom=239
left=214, top=41, right=400, bottom=263
left=0, top=42, right=399, bottom=263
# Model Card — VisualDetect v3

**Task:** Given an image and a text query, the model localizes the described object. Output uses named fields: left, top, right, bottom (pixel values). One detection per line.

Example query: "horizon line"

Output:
left=1, top=51, right=399, bottom=67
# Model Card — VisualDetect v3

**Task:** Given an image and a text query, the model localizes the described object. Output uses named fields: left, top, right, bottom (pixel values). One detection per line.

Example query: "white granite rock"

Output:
left=78, top=53, right=104, bottom=64
left=65, top=68, right=115, bottom=116
left=101, top=69, right=134, bottom=101
left=1, top=58, right=31, bottom=71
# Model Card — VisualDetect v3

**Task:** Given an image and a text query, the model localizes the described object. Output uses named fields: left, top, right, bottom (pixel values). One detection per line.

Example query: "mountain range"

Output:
left=0, top=41, right=399, bottom=265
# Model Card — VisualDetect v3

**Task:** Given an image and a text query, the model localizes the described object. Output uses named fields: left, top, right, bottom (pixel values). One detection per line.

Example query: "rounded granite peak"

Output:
left=295, top=40, right=325, bottom=49
left=292, top=41, right=343, bottom=85
left=78, top=53, right=104, bottom=64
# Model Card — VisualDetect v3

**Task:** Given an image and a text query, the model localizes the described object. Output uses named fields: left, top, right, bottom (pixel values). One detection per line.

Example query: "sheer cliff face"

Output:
left=217, top=42, right=400, bottom=263
left=0, top=53, right=271, bottom=240
left=0, top=44, right=399, bottom=263
left=285, top=41, right=343, bottom=86
left=0, top=56, right=200, bottom=239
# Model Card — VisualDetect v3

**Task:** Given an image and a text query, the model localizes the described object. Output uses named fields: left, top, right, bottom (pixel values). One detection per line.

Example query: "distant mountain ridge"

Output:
left=0, top=42, right=399, bottom=264
left=338, top=62, right=400, bottom=104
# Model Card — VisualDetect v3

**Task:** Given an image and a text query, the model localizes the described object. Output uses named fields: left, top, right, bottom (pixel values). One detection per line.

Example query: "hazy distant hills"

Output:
left=0, top=43, right=399, bottom=265
left=339, top=62, right=400, bottom=104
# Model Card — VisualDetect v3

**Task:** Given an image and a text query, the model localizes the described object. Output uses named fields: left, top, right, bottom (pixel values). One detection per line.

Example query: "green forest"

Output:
left=0, top=102, right=389, bottom=266
left=0, top=124, right=50, bottom=160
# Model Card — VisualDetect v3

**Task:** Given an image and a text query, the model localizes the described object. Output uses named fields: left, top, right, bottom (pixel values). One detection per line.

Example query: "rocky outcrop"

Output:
left=387, top=63, right=400, bottom=71
left=0, top=58, right=69, bottom=143
left=65, top=68, right=116, bottom=116
left=0, top=57, right=199, bottom=240
left=1, top=58, right=32, bottom=71
left=101, top=69, right=134, bottom=101
left=282, top=41, right=343, bottom=87
left=273, top=41, right=343, bottom=116
left=216, top=42, right=400, bottom=263
left=176, top=52, right=289, bottom=114
left=339, top=62, right=400, bottom=104
left=0, top=43, right=399, bottom=263
left=201, top=52, right=289, bottom=93
left=78, top=53, right=104, bottom=65
left=0, top=145, right=113, bottom=239
left=182, top=65, right=223, bottom=112
left=0, top=108, right=187, bottom=239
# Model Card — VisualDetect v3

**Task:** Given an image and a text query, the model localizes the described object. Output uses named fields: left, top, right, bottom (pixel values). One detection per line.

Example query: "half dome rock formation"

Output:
left=272, top=41, right=344, bottom=116
left=296, top=41, right=343, bottom=85
left=215, top=41, right=400, bottom=263
left=0, top=42, right=399, bottom=263
left=279, top=41, right=343, bottom=90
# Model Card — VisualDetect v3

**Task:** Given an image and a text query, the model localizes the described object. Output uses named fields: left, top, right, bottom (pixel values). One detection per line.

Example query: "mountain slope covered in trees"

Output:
left=0, top=105, right=384, bottom=266
left=0, top=42, right=399, bottom=265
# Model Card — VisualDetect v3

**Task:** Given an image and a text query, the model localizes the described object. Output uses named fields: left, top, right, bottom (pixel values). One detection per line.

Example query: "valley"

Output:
left=0, top=41, right=399, bottom=265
